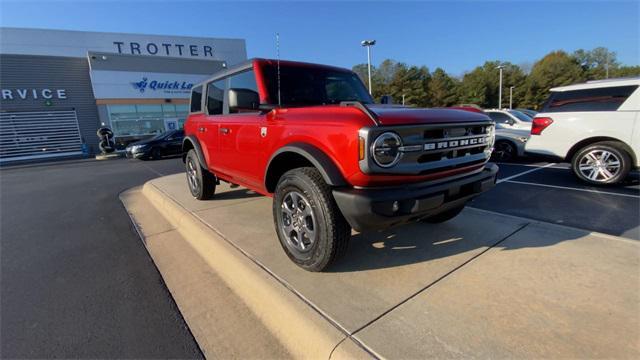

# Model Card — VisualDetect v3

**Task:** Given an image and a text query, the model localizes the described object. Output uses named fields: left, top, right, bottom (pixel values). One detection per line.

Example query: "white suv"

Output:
left=525, top=77, right=639, bottom=185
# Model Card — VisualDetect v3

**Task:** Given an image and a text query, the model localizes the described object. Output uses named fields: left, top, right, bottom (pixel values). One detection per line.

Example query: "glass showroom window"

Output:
left=108, top=104, right=189, bottom=137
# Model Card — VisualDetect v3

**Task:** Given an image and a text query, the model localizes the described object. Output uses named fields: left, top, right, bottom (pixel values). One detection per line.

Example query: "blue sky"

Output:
left=1, top=0, right=638, bottom=75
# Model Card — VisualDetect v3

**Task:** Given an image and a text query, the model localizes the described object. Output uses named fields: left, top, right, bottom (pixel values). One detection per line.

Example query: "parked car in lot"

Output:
left=525, top=77, right=639, bottom=185
left=125, top=129, right=184, bottom=160
left=480, top=109, right=531, bottom=162
left=492, top=129, right=529, bottom=162
left=485, top=109, right=533, bottom=130
left=516, top=108, right=538, bottom=118
left=182, top=58, right=498, bottom=271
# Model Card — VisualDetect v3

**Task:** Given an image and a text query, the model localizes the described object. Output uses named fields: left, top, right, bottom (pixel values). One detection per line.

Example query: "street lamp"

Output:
left=361, top=40, right=376, bottom=94
left=496, top=65, right=504, bottom=109
left=509, top=86, right=515, bottom=109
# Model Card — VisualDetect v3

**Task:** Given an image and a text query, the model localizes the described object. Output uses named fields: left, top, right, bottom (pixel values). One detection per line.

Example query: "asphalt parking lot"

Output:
left=472, top=161, right=640, bottom=240
left=0, top=157, right=200, bottom=358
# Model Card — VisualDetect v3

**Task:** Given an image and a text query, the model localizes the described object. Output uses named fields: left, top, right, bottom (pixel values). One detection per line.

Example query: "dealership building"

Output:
left=0, top=27, right=247, bottom=163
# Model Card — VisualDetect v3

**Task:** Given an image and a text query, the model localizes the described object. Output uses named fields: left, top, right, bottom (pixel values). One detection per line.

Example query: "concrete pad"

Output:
left=151, top=174, right=263, bottom=212
left=119, top=187, right=175, bottom=238
left=353, top=222, right=640, bottom=359
left=193, top=189, right=528, bottom=332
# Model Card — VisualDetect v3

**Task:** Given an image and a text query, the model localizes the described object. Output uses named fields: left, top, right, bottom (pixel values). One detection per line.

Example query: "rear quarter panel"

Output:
left=525, top=111, right=638, bottom=161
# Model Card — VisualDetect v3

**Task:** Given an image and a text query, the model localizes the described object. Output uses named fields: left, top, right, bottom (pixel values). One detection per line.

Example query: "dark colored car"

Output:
left=126, top=130, right=184, bottom=160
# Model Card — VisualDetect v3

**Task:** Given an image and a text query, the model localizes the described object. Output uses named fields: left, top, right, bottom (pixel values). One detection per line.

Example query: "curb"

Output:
left=138, top=181, right=368, bottom=359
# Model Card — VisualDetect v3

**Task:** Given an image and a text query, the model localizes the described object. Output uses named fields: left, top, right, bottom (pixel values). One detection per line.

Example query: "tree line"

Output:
left=352, top=47, right=640, bottom=110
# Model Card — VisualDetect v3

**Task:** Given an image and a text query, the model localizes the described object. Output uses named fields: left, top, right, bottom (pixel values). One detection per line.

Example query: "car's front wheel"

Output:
left=572, top=141, right=631, bottom=185
left=273, top=167, right=350, bottom=272
left=185, top=149, right=216, bottom=200
left=492, top=140, right=516, bottom=162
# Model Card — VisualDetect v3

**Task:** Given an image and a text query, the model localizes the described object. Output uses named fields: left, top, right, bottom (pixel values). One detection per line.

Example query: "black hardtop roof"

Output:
left=194, top=58, right=353, bottom=87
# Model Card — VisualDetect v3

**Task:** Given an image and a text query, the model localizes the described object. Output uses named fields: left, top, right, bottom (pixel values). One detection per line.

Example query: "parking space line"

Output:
left=496, top=162, right=557, bottom=184
left=496, top=162, right=568, bottom=170
left=505, top=180, right=640, bottom=198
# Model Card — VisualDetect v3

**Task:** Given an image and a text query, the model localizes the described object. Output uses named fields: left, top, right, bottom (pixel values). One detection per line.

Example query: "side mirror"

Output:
left=228, top=88, right=259, bottom=112
left=380, top=95, right=393, bottom=104
left=507, top=119, right=515, bottom=126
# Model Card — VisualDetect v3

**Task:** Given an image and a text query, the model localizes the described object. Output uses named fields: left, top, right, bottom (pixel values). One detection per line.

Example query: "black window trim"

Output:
left=541, top=85, right=639, bottom=113
left=189, top=84, right=204, bottom=114
left=205, top=78, right=228, bottom=116
left=227, top=69, right=262, bottom=115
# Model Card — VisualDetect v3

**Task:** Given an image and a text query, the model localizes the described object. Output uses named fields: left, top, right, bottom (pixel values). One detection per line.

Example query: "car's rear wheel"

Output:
left=492, top=140, right=516, bottom=162
left=572, top=141, right=631, bottom=185
left=185, top=149, right=216, bottom=200
left=422, top=205, right=465, bottom=223
left=273, top=167, right=350, bottom=272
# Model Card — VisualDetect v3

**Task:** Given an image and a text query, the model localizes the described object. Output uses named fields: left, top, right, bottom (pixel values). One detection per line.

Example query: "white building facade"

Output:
left=0, top=27, right=247, bottom=162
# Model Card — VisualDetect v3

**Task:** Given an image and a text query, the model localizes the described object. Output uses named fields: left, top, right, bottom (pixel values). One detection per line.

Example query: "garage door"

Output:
left=0, top=110, right=83, bottom=163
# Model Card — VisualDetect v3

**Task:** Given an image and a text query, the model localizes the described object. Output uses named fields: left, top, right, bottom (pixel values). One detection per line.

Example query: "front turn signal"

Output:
left=359, top=136, right=366, bottom=160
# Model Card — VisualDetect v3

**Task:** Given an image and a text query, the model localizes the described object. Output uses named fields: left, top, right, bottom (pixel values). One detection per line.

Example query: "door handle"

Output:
left=220, top=127, right=229, bottom=134
left=198, top=127, right=206, bottom=133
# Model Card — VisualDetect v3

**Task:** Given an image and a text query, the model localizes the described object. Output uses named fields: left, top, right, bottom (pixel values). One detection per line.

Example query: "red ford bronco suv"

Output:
left=183, top=58, right=498, bottom=271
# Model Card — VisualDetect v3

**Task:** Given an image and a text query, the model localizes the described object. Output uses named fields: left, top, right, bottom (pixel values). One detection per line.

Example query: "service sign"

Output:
left=1, top=88, right=67, bottom=100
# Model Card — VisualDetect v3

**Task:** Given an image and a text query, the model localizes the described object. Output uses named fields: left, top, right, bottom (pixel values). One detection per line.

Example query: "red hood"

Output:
left=368, top=105, right=491, bottom=126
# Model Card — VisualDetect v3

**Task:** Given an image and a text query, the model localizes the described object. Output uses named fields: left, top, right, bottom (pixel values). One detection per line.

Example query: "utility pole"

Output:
left=509, top=86, right=515, bottom=109
left=361, top=40, right=376, bottom=94
left=496, top=65, right=504, bottom=109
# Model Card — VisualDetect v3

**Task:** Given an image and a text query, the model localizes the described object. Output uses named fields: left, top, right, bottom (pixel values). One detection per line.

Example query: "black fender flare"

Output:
left=182, top=135, right=209, bottom=171
left=265, top=143, right=347, bottom=191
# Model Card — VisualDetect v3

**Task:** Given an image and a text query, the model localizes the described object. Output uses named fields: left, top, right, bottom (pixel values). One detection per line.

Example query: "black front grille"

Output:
left=423, top=124, right=488, bottom=140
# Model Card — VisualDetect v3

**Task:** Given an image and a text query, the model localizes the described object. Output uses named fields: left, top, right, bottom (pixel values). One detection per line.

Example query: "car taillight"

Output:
left=531, top=117, right=553, bottom=135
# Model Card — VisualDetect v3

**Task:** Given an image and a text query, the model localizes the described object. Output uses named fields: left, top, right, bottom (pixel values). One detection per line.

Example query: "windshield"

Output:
left=263, top=64, right=373, bottom=106
left=508, top=110, right=533, bottom=122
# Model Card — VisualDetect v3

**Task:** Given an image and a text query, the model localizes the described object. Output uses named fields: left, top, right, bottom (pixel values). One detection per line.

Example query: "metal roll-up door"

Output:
left=0, top=110, right=83, bottom=163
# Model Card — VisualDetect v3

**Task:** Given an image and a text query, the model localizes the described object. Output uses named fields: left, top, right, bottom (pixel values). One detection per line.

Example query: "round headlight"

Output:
left=371, top=132, right=402, bottom=168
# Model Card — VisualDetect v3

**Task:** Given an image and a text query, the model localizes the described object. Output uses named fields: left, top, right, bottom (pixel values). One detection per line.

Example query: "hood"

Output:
left=496, top=128, right=531, bottom=137
left=128, top=136, right=161, bottom=147
left=367, top=105, right=491, bottom=126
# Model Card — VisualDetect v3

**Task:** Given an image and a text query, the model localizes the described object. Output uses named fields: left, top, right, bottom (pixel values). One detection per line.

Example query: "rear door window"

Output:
left=541, top=85, right=638, bottom=113
left=206, top=80, right=226, bottom=115
left=190, top=85, right=203, bottom=113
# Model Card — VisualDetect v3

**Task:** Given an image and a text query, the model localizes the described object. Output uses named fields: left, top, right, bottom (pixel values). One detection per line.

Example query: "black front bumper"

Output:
left=125, top=149, right=148, bottom=159
left=332, top=163, right=498, bottom=232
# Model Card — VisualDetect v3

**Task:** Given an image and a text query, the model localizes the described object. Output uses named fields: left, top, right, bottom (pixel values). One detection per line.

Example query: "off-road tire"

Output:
left=185, top=149, right=216, bottom=200
left=423, top=205, right=465, bottom=223
left=571, top=141, right=631, bottom=185
left=273, top=167, right=351, bottom=272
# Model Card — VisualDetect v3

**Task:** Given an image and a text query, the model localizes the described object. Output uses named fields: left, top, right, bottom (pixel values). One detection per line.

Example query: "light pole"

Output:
left=361, top=40, right=376, bottom=94
left=496, top=65, right=504, bottom=109
left=509, top=86, right=515, bottom=109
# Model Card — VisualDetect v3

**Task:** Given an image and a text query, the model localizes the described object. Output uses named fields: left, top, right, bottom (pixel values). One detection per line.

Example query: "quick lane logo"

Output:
left=131, top=77, right=194, bottom=93
left=424, top=136, right=488, bottom=151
